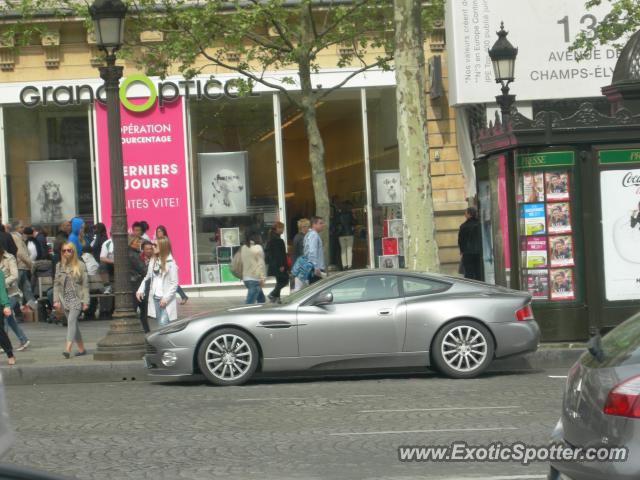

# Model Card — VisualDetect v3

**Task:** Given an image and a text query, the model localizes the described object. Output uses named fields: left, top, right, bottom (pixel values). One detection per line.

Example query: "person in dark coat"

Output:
left=0, top=225, right=17, bottom=258
left=265, top=222, right=288, bottom=303
left=458, top=207, right=483, bottom=280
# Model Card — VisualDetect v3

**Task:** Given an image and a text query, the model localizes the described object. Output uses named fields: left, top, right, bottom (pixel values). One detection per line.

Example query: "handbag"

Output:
left=230, top=249, right=243, bottom=279
left=291, top=255, right=314, bottom=282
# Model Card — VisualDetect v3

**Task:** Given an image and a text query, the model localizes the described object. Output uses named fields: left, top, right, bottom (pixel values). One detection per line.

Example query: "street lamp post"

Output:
left=90, top=0, right=146, bottom=361
left=488, top=22, right=518, bottom=124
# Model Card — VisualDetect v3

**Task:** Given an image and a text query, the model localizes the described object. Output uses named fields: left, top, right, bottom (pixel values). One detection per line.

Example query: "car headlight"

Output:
left=161, top=351, right=178, bottom=367
left=159, top=320, right=189, bottom=335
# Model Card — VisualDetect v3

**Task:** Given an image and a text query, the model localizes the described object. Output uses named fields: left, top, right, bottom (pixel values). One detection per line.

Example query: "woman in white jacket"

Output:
left=136, top=238, right=178, bottom=328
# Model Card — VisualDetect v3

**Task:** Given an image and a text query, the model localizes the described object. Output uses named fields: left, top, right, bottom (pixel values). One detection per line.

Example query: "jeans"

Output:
left=5, top=296, right=28, bottom=344
left=268, top=273, right=289, bottom=300
left=243, top=281, right=266, bottom=304
left=153, top=296, right=171, bottom=327
left=18, top=269, right=35, bottom=304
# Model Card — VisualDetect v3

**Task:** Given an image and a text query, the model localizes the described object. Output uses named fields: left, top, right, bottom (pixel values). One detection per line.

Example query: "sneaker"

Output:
left=62, top=352, right=70, bottom=359
left=74, top=350, right=87, bottom=357
left=16, top=340, right=30, bottom=351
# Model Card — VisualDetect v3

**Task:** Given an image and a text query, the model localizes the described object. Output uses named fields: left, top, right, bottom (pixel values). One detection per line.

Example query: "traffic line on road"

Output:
left=237, top=397, right=308, bottom=402
left=358, top=405, right=520, bottom=413
left=347, top=394, right=385, bottom=398
left=548, top=375, right=568, bottom=379
left=435, top=476, right=546, bottom=480
left=329, top=427, right=518, bottom=436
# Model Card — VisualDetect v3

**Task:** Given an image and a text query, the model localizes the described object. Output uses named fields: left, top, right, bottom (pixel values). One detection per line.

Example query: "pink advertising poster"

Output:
left=96, top=97, right=192, bottom=285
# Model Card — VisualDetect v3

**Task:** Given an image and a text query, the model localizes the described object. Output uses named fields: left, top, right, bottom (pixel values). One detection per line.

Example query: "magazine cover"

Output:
left=525, top=269, right=549, bottom=300
left=546, top=202, right=572, bottom=234
left=548, top=235, right=574, bottom=267
left=523, top=172, right=545, bottom=203
left=523, top=237, right=548, bottom=268
left=522, top=203, right=546, bottom=236
left=550, top=268, right=575, bottom=300
left=545, top=171, right=570, bottom=201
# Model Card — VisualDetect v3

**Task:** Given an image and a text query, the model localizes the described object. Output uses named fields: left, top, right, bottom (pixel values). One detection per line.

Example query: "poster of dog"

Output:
left=374, top=170, right=402, bottom=205
left=198, top=152, right=249, bottom=216
left=27, top=160, right=78, bottom=225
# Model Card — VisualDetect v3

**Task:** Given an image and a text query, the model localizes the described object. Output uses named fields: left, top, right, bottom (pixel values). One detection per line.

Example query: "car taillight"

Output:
left=515, top=304, right=534, bottom=321
left=604, top=375, right=640, bottom=418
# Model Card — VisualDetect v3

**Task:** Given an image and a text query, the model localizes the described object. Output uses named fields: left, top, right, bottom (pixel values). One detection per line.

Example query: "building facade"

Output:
left=0, top=18, right=469, bottom=291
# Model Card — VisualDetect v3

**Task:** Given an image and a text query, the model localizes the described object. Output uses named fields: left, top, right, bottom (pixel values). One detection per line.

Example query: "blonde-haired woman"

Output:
left=53, top=242, right=89, bottom=358
left=136, top=237, right=178, bottom=328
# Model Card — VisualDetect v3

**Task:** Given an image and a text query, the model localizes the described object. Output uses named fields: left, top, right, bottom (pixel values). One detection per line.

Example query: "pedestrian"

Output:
left=53, top=242, right=89, bottom=358
left=131, top=222, right=144, bottom=243
left=137, top=240, right=154, bottom=333
left=139, top=221, right=151, bottom=241
left=291, top=218, right=310, bottom=292
left=23, top=226, right=45, bottom=261
left=9, top=223, right=37, bottom=313
left=80, top=244, right=100, bottom=276
left=0, top=225, right=17, bottom=257
left=0, top=271, right=17, bottom=366
left=136, top=238, right=179, bottom=328
left=57, top=220, right=72, bottom=239
left=458, top=207, right=483, bottom=280
left=153, top=225, right=188, bottom=304
left=265, top=221, right=288, bottom=303
left=240, top=232, right=266, bottom=304
left=32, top=225, right=49, bottom=259
left=0, top=245, right=30, bottom=351
left=337, top=200, right=356, bottom=270
left=91, top=223, right=108, bottom=265
left=99, top=233, right=114, bottom=295
left=303, top=216, right=326, bottom=285
left=67, top=217, right=87, bottom=258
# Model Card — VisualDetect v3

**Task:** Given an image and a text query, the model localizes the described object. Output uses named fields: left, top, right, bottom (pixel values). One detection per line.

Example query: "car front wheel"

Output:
left=432, top=320, right=494, bottom=379
left=198, top=328, right=259, bottom=386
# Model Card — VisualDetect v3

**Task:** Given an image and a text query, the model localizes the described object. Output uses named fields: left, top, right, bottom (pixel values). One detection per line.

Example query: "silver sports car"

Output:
left=144, top=270, right=540, bottom=386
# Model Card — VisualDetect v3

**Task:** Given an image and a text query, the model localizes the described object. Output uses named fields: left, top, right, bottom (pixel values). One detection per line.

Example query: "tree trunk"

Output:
left=300, top=91, right=331, bottom=263
left=393, top=0, right=440, bottom=272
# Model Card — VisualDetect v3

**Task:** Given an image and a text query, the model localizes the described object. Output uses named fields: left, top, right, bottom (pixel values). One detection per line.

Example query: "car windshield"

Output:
left=279, top=278, right=329, bottom=305
left=582, top=312, right=640, bottom=368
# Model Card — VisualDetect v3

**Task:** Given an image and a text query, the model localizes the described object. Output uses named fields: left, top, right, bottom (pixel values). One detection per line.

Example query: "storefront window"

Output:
left=281, top=89, right=366, bottom=269
left=189, top=94, right=278, bottom=284
left=366, top=88, right=402, bottom=268
left=3, top=104, right=93, bottom=232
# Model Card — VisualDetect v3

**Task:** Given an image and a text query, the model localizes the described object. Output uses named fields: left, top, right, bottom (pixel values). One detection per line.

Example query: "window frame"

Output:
left=400, top=275, right=451, bottom=297
left=314, top=274, right=402, bottom=305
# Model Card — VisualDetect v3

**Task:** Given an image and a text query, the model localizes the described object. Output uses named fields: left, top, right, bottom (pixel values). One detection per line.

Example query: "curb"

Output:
left=1, top=362, right=147, bottom=386
left=1, top=347, right=586, bottom=386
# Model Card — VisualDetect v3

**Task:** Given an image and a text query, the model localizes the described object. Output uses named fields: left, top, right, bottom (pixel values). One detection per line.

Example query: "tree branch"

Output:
left=244, top=30, right=292, bottom=53
left=316, top=56, right=392, bottom=101
left=246, top=0, right=295, bottom=51
left=315, top=0, right=371, bottom=45
left=196, top=45, right=300, bottom=107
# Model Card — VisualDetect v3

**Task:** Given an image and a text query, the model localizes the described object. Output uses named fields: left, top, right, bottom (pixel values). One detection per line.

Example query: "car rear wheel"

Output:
left=432, top=320, right=494, bottom=379
left=198, top=328, right=259, bottom=386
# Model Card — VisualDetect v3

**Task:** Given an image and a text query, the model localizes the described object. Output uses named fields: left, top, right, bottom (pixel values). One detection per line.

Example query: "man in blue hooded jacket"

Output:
left=68, top=217, right=85, bottom=255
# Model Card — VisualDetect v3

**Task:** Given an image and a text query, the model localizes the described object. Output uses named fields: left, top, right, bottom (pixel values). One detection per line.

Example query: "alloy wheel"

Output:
left=205, top=333, right=253, bottom=381
left=440, top=325, right=488, bottom=373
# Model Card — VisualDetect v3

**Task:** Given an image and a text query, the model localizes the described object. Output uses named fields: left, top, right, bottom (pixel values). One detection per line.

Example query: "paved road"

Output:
left=1, top=369, right=568, bottom=480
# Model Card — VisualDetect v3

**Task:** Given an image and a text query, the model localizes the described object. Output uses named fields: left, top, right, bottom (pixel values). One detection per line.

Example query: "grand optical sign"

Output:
left=19, top=74, right=255, bottom=110
left=445, top=0, right=627, bottom=106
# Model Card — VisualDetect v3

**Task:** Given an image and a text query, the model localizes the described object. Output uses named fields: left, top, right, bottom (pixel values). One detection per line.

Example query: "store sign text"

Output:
left=19, top=75, right=257, bottom=110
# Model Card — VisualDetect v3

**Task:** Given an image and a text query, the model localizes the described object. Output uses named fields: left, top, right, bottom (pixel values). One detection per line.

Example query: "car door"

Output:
left=297, top=274, right=406, bottom=357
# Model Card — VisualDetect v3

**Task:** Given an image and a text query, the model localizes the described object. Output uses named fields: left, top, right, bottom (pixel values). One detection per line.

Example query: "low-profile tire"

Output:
left=198, top=328, right=259, bottom=386
left=431, top=320, right=494, bottom=379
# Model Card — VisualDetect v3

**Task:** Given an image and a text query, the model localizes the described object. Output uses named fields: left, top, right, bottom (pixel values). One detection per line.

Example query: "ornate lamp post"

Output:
left=488, top=22, right=518, bottom=124
left=90, top=0, right=146, bottom=361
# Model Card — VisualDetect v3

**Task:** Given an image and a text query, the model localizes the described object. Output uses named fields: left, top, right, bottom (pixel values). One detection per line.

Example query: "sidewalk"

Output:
left=0, top=298, right=586, bottom=386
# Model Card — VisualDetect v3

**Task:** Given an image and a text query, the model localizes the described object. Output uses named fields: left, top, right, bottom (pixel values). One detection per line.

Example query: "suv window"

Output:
left=326, top=275, right=399, bottom=303
left=402, top=276, right=448, bottom=296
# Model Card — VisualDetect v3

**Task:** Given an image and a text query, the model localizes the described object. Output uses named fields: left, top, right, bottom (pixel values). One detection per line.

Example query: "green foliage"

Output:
left=1, top=0, right=443, bottom=104
left=571, top=0, right=640, bottom=54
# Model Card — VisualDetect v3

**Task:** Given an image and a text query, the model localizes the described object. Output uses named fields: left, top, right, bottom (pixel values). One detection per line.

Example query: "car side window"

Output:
left=327, top=275, right=399, bottom=303
left=402, top=276, right=448, bottom=296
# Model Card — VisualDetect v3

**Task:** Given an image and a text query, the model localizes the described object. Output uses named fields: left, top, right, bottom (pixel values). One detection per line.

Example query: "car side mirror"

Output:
left=313, top=292, right=333, bottom=306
